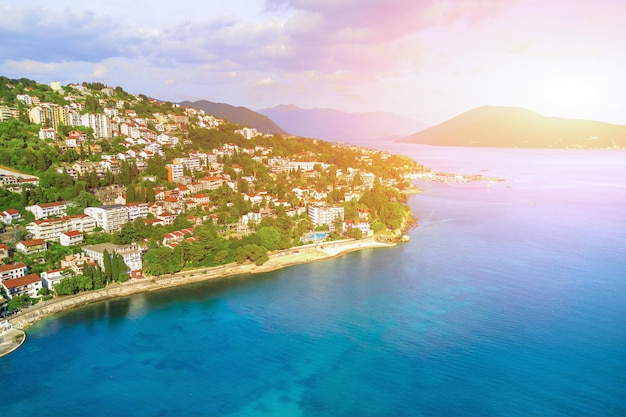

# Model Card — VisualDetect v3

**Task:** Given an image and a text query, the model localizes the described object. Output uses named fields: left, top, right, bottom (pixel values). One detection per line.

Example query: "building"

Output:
left=16, top=239, right=47, bottom=255
left=1, top=273, right=42, bottom=300
left=25, top=201, right=69, bottom=220
left=0, top=243, right=9, bottom=261
left=307, top=203, right=345, bottom=227
left=126, top=203, right=149, bottom=222
left=0, top=209, right=22, bottom=225
left=166, top=163, right=184, bottom=182
left=41, top=268, right=73, bottom=291
left=25, top=215, right=96, bottom=241
left=60, top=254, right=96, bottom=275
left=59, top=230, right=84, bottom=246
left=82, top=243, right=143, bottom=278
left=0, top=263, right=28, bottom=282
left=84, top=205, right=129, bottom=232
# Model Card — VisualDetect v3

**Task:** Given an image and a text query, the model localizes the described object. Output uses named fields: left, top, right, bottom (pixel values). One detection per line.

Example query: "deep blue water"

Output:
left=1, top=147, right=625, bottom=416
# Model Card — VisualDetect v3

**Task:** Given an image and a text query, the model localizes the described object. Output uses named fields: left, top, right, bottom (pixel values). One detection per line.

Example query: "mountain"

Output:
left=179, top=100, right=287, bottom=135
left=257, top=104, right=429, bottom=143
left=401, top=106, right=626, bottom=148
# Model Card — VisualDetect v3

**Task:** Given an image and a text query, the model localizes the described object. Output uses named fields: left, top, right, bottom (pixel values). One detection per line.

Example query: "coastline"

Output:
left=7, top=238, right=396, bottom=333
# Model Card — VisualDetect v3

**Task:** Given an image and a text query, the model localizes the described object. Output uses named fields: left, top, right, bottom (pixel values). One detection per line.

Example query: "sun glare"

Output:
left=542, top=79, right=596, bottom=115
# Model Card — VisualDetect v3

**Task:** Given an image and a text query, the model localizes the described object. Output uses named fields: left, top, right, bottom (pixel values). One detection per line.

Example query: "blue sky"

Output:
left=2, top=0, right=626, bottom=124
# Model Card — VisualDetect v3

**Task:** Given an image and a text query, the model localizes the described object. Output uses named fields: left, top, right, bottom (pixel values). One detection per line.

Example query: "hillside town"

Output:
left=0, top=77, right=426, bottom=317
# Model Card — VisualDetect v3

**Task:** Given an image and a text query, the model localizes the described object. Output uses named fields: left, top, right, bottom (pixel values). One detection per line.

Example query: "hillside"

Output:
left=179, top=100, right=287, bottom=135
left=258, top=104, right=428, bottom=143
left=401, top=106, right=626, bottom=148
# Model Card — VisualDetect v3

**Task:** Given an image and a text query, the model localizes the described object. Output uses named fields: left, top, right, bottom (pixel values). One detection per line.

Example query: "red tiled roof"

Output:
left=0, top=262, right=27, bottom=273
left=3, top=273, right=40, bottom=289
left=18, top=239, right=46, bottom=247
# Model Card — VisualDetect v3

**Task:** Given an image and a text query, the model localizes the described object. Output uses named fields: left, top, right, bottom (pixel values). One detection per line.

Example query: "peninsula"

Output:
left=0, top=77, right=423, bottom=346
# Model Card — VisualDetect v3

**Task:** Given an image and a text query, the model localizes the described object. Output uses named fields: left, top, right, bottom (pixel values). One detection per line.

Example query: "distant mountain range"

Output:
left=257, top=104, right=429, bottom=143
left=179, top=100, right=287, bottom=135
left=401, top=106, right=626, bottom=148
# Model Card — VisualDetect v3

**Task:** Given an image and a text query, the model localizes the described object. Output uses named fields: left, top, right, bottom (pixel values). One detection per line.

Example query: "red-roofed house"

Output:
left=16, top=239, right=47, bottom=255
left=1, top=273, right=42, bottom=299
left=0, top=263, right=27, bottom=281
left=59, top=230, right=84, bottom=246
left=0, top=208, right=22, bottom=225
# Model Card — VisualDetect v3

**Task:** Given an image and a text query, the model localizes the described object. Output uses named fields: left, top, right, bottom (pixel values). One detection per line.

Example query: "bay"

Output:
left=1, top=146, right=625, bottom=416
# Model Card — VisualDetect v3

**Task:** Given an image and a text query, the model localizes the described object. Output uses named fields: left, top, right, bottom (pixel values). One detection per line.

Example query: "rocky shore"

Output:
left=8, top=238, right=396, bottom=332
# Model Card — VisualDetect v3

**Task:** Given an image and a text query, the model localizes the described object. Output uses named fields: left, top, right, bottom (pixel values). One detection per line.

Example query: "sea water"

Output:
left=1, top=146, right=625, bottom=417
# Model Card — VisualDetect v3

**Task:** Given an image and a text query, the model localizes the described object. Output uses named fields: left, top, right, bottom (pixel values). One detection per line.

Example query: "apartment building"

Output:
left=82, top=243, right=143, bottom=278
left=84, top=205, right=129, bottom=232
left=26, top=214, right=96, bottom=241
left=307, top=203, right=345, bottom=227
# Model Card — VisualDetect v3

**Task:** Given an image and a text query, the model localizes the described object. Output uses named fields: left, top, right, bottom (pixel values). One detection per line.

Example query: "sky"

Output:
left=2, top=0, right=626, bottom=125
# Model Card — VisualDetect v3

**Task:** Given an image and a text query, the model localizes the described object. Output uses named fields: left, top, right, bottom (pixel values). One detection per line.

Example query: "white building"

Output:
left=126, top=203, right=149, bottom=222
left=307, top=204, right=344, bottom=227
left=59, top=230, right=84, bottom=246
left=1, top=273, right=42, bottom=300
left=25, top=201, right=69, bottom=220
left=41, top=268, right=73, bottom=291
left=0, top=263, right=27, bottom=282
left=25, top=215, right=96, bottom=241
left=82, top=243, right=143, bottom=278
left=84, top=205, right=129, bottom=232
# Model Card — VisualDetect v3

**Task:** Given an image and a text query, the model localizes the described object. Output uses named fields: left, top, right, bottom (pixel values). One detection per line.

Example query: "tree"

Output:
left=256, top=226, right=281, bottom=251
left=102, top=249, right=113, bottom=283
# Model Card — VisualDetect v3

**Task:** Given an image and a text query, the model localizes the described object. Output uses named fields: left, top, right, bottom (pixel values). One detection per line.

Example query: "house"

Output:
left=16, top=239, right=47, bottom=255
left=25, top=201, right=68, bottom=220
left=0, top=263, right=27, bottom=281
left=82, top=243, right=143, bottom=278
left=1, top=273, right=42, bottom=299
left=59, top=230, right=83, bottom=246
left=60, top=254, right=96, bottom=275
left=162, top=228, right=195, bottom=247
left=0, top=243, right=9, bottom=261
left=41, top=268, right=73, bottom=291
left=0, top=209, right=22, bottom=225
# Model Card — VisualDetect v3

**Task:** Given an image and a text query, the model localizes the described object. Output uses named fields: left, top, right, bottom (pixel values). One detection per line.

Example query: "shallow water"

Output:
left=1, top=146, right=625, bottom=416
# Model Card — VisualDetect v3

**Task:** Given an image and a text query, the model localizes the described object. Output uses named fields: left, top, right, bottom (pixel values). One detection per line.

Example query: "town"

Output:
left=0, top=76, right=426, bottom=321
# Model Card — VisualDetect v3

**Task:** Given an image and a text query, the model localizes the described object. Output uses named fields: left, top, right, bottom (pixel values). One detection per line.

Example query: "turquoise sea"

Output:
left=1, top=146, right=625, bottom=416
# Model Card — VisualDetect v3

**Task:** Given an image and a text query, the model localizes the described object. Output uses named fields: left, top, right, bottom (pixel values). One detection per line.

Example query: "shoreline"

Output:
left=7, top=238, right=396, bottom=333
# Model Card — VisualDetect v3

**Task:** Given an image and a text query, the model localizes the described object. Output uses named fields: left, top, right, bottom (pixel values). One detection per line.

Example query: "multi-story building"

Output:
left=25, top=201, right=68, bottom=220
left=84, top=205, right=129, bottom=232
left=59, top=230, right=84, bottom=246
left=307, top=203, right=345, bottom=227
left=1, top=273, right=42, bottom=300
left=26, top=215, right=96, bottom=241
left=126, top=203, right=149, bottom=222
left=82, top=243, right=143, bottom=278
left=81, top=113, right=112, bottom=139
left=0, top=263, right=27, bottom=282
left=173, top=157, right=202, bottom=172
left=166, top=163, right=184, bottom=182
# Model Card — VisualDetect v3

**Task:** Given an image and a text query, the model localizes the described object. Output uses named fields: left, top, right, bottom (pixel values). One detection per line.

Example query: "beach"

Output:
left=7, top=238, right=395, bottom=333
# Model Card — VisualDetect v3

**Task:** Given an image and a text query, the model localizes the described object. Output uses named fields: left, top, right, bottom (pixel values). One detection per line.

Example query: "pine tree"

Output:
left=102, top=249, right=113, bottom=283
